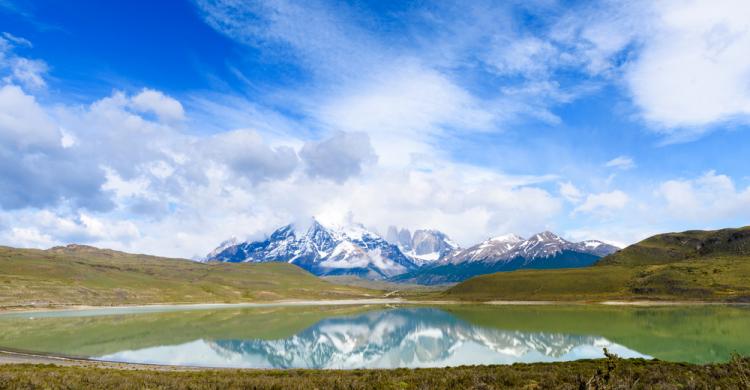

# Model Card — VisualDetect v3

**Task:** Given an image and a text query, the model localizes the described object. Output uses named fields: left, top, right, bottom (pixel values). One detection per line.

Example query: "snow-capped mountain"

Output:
left=386, top=227, right=459, bottom=265
left=445, top=231, right=619, bottom=265
left=207, top=220, right=618, bottom=284
left=393, top=231, right=620, bottom=285
left=205, top=219, right=417, bottom=279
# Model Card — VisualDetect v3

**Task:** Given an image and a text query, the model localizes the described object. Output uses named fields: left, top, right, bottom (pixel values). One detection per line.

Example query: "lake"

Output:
left=1, top=304, right=748, bottom=368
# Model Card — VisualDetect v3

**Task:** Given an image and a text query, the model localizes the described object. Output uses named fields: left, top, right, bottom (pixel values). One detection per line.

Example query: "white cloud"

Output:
left=551, top=0, right=750, bottom=134
left=656, top=171, right=750, bottom=221
left=0, top=33, right=47, bottom=89
left=626, top=0, right=750, bottom=131
left=315, top=61, right=499, bottom=166
left=0, top=84, right=59, bottom=148
left=206, top=129, right=299, bottom=183
left=604, top=156, right=635, bottom=170
left=2, top=32, right=32, bottom=48
left=574, top=190, right=630, bottom=216
left=485, top=36, right=560, bottom=77
left=558, top=181, right=583, bottom=203
left=300, top=131, right=377, bottom=183
left=130, top=88, right=185, bottom=122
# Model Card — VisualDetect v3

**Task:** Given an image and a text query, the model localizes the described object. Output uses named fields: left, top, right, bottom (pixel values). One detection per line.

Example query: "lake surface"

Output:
left=1, top=304, right=748, bottom=368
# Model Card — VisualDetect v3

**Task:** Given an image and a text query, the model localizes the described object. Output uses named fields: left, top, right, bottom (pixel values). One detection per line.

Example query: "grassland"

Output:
left=442, top=257, right=750, bottom=302
left=443, top=227, right=750, bottom=303
left=0, top=245, right=377, bottom=309
left=0, top=355, right=748, bottom=389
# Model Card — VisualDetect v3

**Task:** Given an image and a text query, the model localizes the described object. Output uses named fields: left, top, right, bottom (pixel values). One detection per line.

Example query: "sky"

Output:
left=1, top=0, right=749, bottom=258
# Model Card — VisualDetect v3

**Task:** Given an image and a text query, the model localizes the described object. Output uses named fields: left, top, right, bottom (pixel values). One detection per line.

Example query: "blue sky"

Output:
left=1, top=0, right=749, bottom=257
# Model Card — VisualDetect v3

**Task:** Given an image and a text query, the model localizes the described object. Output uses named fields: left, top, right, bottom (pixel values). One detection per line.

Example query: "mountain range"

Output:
left=204, top=219, right=619, bottom=284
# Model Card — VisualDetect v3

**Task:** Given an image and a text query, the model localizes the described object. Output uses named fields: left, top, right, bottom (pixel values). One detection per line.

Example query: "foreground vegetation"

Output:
left=444, top=227, right=750, bottom=302
left=0, top=245, right=376, bottom=309
left=0, top=355, right=748, bottom=389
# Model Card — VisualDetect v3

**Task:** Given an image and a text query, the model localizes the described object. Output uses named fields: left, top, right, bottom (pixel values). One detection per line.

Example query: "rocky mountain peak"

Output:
left=386, top=226, right=459, bottom=265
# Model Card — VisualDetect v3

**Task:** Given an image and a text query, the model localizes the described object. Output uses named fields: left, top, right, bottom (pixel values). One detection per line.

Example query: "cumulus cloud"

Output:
left=206, top=129, right=299, bottom=183
left=626, top=0, right=750, bottom=131
left=656, top=171, right=750, bottom=221
left=299, top=131, right=376, bottom=183
left=604, top=156, right=635, bottom=170
left=0, top=84, right=59, bottom=148
left=130, top=88, right=185, bottom=122
left=0, top=210, right=140, bottom=249
left=549, top=0, right=750, bottom=135
left=574, top=190, right=630, bottom=216
left=0, top=85, right=113, bottom=210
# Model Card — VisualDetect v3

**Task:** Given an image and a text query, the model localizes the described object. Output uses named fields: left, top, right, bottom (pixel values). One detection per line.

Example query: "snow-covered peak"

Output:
left=204, top=218, right=416, bottom=279
left=202, top=237, right=240, bottom=262
left=443, top=230, right=618, bottom=265
left=528, top=231, right=568, bottom=243
left=314, top=219, right=380, bottom=242
left=582, top=240, right=603, bottom=248
left=385, top=227, right=459, bottom=265
left=489, top=234, right=524, bottom=243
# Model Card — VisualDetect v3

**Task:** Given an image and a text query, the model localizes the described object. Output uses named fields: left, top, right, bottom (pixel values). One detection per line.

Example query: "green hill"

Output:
left=443, top=227, right=750, bottom=302
left=597, top=226, right=750, bottom=266
left=0, top=245, right=377, bottom=309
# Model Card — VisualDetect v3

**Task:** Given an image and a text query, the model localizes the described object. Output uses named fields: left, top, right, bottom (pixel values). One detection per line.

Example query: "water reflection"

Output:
left=99, top=308, right=647, bottom=368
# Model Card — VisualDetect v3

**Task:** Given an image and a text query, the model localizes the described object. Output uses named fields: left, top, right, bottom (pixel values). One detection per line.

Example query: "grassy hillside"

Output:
left=597, top=226, right=750, bottom=266
left=0, top=245, right=377, bottom=309
left=444, top=227, right=750, bottom=302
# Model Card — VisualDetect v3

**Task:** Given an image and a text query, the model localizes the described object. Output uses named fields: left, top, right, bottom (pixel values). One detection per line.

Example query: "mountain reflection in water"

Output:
left=99, top=308, right=647, bottom=368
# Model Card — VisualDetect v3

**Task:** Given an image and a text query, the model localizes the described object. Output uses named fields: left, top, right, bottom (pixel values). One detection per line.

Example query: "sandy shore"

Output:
left=0, top=298, right=410, bottom=315
left=2, top=298, right=743, bottom=316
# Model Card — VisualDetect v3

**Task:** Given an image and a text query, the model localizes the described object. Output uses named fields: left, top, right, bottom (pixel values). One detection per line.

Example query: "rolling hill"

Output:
left=443, top=226, right=750, bottom=302
left=0, top=244, right=377, bottom=309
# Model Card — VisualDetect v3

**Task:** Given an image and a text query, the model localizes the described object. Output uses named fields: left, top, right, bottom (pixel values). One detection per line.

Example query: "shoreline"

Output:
left=1, top=298, right=745, bottom=315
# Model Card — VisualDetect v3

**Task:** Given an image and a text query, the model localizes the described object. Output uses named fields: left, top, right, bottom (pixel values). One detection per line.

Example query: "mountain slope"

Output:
left=443, top=226, right=750, bottom=302
left=0, top=245, right=376, bottom=308
left=206, top=220, right=417, bottom=279
left=597, top=226, right=750, bottom=266
left=395, top=232, right=618, bottom=284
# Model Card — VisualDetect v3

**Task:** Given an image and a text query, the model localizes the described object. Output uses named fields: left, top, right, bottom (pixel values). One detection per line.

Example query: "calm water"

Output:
left=1, top=304, right=748, bottom=368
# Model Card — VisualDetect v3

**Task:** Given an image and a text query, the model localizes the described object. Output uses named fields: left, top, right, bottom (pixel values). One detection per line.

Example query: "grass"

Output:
left=598, top=226, right=750, bottom=266
left=0, top=245, right=378, bottom=309
left=443, top=257, right=750, bottom=302
left=0, top=355, right=748, bottom=389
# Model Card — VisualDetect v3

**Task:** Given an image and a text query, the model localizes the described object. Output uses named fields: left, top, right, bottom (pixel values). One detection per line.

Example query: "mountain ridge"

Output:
left=206, top=220, right=618, bottom=283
